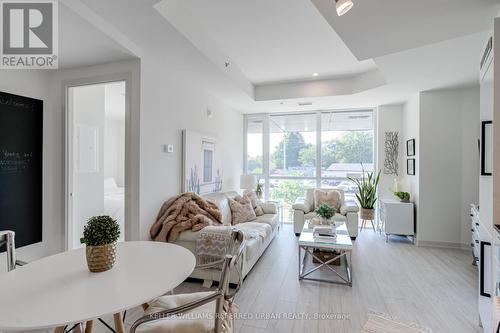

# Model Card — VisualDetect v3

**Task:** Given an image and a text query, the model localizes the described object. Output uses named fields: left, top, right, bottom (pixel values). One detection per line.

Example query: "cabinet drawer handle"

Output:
left=475, top=240, right=479, bottom=244
left=476, top=223, right=479, bottom=226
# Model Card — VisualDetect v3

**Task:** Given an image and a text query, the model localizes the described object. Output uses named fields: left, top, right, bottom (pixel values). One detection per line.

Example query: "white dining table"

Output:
left=0, top=241, right=195, bottom=332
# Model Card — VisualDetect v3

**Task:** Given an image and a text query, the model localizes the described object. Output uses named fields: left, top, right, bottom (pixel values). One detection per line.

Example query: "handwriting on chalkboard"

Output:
left=0, top=150, right=33, bottom=174
left=0, top=94, right=37, bottom=111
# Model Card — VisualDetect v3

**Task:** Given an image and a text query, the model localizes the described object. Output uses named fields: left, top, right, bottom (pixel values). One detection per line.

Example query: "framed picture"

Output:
left=182, top=130, right=223, bottom=194
left=481, top=121, right=493, bottom=176
left=406, top=139, right=415, bottom=156
left=407, top=159, right=415, bottom=176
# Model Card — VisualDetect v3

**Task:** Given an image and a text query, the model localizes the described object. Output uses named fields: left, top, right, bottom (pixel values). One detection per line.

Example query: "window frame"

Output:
left=243, top=109, right=377, bottom=202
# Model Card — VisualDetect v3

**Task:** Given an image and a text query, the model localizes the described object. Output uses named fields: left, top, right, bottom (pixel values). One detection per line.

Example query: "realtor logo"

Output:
left=1, top=0, right=58, bottom=69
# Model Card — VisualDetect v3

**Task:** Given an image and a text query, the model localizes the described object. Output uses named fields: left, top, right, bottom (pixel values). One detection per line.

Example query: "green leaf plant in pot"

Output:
left=80, top=215, right=120, bottom=273
left=394, top=191, right=410, bottom=203
left=255, top=181, right=264, bottom=199
left=348, top=164, right=381, bottom=221
left=315, top=203, right=336, bottom=226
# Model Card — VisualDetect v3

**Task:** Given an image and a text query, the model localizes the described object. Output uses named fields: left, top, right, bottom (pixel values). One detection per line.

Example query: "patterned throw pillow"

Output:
left=244, top=191, right=264, bottom=216
left=229, top=196, right=257, bottom=225
left=314, top=189, right=342, bottom=211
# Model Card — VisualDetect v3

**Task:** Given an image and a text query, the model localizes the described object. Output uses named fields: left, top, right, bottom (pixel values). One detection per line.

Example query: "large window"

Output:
left=244, top=110, right=374, bottom=222
left=269, top=114, right=316, bottom=177
left=246, top=119, right=263, bottom=175
left=320, top=111, right=374, bottom=201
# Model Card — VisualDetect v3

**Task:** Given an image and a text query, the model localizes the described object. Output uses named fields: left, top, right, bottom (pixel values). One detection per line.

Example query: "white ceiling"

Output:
left=161, top=0, right=375, bottom=84
left=311, top=0, right=500, bottom=60
left=59, top=3, right=137, bottom=69
left=71, top=0, right=500, bottom=113
left=153, top=0, right=500, bottom=112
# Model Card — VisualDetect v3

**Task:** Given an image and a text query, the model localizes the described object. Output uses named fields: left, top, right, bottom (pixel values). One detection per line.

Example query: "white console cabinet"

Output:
left=379, top=199, right=415, bottom=243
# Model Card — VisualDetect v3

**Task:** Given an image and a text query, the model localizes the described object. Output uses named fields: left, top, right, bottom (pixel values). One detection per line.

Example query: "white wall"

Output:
left=376, top=104, right=404, bottom=200
left=71, top=85, right=106, bottom=248
left=401, top=94, right=420, bottom=204
left=104, top=118, right=125, bottom=187
left=49, top=59, right=142, bottom=245
left=139, top=56, right=243, bottom=240
left=416, top=87, right=479, bottom=247
left=104, top=83, right=126, bottom=187
left=460, top=87, right=481, bottom=245
left=0, top=71, right=57, bottom=272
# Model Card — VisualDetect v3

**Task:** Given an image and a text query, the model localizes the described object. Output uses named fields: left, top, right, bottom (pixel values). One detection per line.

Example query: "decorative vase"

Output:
left=85, top=242, right=117, bottom=273
left=256, top=191, right=263, bottom=199
left=360, top=208, right=375, bottom=220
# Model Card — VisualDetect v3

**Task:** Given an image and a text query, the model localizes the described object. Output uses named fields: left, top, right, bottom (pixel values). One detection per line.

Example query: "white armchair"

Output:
left=292, top=188, right=359, bottom=240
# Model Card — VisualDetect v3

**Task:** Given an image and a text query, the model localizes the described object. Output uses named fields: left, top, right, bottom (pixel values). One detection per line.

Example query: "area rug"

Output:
left=361, top=312, right=433, bottom=333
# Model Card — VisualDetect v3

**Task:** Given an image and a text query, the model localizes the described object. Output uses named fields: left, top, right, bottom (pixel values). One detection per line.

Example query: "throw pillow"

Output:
left=244, top=191, right=264, bottom=216
left=229, top=196, right=256, bottom=225
left=314, top=189, right=341, bottom=211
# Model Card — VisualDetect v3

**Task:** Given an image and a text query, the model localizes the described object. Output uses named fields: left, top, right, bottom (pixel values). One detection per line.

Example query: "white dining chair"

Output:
left=130, top=230, right=245, bottom=333
left=0, top=230, right=27, bottom=271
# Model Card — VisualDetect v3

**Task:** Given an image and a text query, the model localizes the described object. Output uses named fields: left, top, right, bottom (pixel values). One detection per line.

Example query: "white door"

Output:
left=67, top=82, right=126, bottom=249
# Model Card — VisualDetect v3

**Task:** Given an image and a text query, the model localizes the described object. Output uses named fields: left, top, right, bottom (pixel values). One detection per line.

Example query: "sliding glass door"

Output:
left=244, top=110, right=374, bottom=223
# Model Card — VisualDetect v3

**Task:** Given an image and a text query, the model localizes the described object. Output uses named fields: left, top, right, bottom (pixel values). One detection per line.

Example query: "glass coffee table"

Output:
left=298, top=221, right=353, bottom=286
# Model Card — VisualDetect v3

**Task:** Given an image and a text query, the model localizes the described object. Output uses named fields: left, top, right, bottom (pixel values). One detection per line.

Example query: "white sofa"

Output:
left=172, top=191, right=279, bottom=284
left=292, top=188, right=359, bottom=240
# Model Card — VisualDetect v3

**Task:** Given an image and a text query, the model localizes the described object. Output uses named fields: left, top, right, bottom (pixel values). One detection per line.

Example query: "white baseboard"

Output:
left=417, top=240, right=470, bottom=250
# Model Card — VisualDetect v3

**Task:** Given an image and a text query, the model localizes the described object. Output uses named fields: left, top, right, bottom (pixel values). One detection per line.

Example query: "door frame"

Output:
left=63, top=73, right=134, bottom=250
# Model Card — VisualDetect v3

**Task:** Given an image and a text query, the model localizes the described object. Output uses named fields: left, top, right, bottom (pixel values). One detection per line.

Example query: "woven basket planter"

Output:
left=85, top=242, right=117, bottom=273
left=360, top=208, right=375, bottom=220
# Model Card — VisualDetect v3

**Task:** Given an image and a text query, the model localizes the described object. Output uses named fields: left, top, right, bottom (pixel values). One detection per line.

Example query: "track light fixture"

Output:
left=335, top=0, right=353, bottom=16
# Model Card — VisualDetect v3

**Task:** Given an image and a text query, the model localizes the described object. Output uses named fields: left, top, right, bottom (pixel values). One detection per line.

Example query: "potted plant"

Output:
left=394, top=191, right=410, bottom=203
left=80, top=215, right=120, bottom=273
left=348, top=165, right=381, bottom=221
left=315, top=203, right=336, bottom=225
left=255, top=181, right=264, bottom=199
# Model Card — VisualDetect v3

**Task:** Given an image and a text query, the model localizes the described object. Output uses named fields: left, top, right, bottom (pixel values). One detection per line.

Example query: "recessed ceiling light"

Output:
left=312, top=73, right=319, bottom=77
left=335, top=0, right=353, bottom=16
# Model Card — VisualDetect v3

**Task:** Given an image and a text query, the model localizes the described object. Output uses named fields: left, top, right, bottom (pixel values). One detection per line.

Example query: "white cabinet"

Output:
left=471, top=205, right=480, bottom=265
left=380, top=199, right=415, bottom=243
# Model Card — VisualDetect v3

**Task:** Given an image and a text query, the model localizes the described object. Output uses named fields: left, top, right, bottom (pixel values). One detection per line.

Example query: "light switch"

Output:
left=164, top=144, right=174, bottom=153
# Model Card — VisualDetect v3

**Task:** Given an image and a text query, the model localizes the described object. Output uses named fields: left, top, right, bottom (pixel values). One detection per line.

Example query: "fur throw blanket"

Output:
left=150, top=192, right=223, bottom=242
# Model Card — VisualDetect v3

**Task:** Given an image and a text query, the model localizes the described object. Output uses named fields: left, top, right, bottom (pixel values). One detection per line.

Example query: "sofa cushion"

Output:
left=234, top=221, right=272, bottom=262
left=254, top=214, right=279, bottom=231
left=229, top=196, right=256, bottom=225
left=306, top=188, right=345, bottom=208
left=203, top=192, right=233, bottom=226
left=314, top=189, right=342, bottom=211
left=244, top=237, right=261, bottom=262
left=244, top=191, right=264, bottom=216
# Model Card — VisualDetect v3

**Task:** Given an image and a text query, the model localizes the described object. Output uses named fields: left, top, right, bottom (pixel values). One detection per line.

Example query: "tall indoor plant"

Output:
left=348, top=165, right=381, bottom=221
left=80, top=215, right=120, bottom=273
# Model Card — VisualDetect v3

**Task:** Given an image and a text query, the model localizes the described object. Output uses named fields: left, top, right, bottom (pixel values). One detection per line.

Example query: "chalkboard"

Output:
left=0, top=91, right=43, bottom=250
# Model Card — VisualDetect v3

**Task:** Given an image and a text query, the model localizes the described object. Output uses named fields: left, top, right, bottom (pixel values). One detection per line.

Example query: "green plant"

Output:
left=256, top=181, right=264, bottom=197
left=315, top=203, right=336, bottom=220
left=394, top=191, right=410, bottom=202
left=348, top=164, right=381, bottom=209
left=80, top=216, right=120, bottom=246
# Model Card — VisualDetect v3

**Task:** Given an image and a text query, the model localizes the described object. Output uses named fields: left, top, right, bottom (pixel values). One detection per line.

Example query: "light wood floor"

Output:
left=92, top=224, right=479, bottom=333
